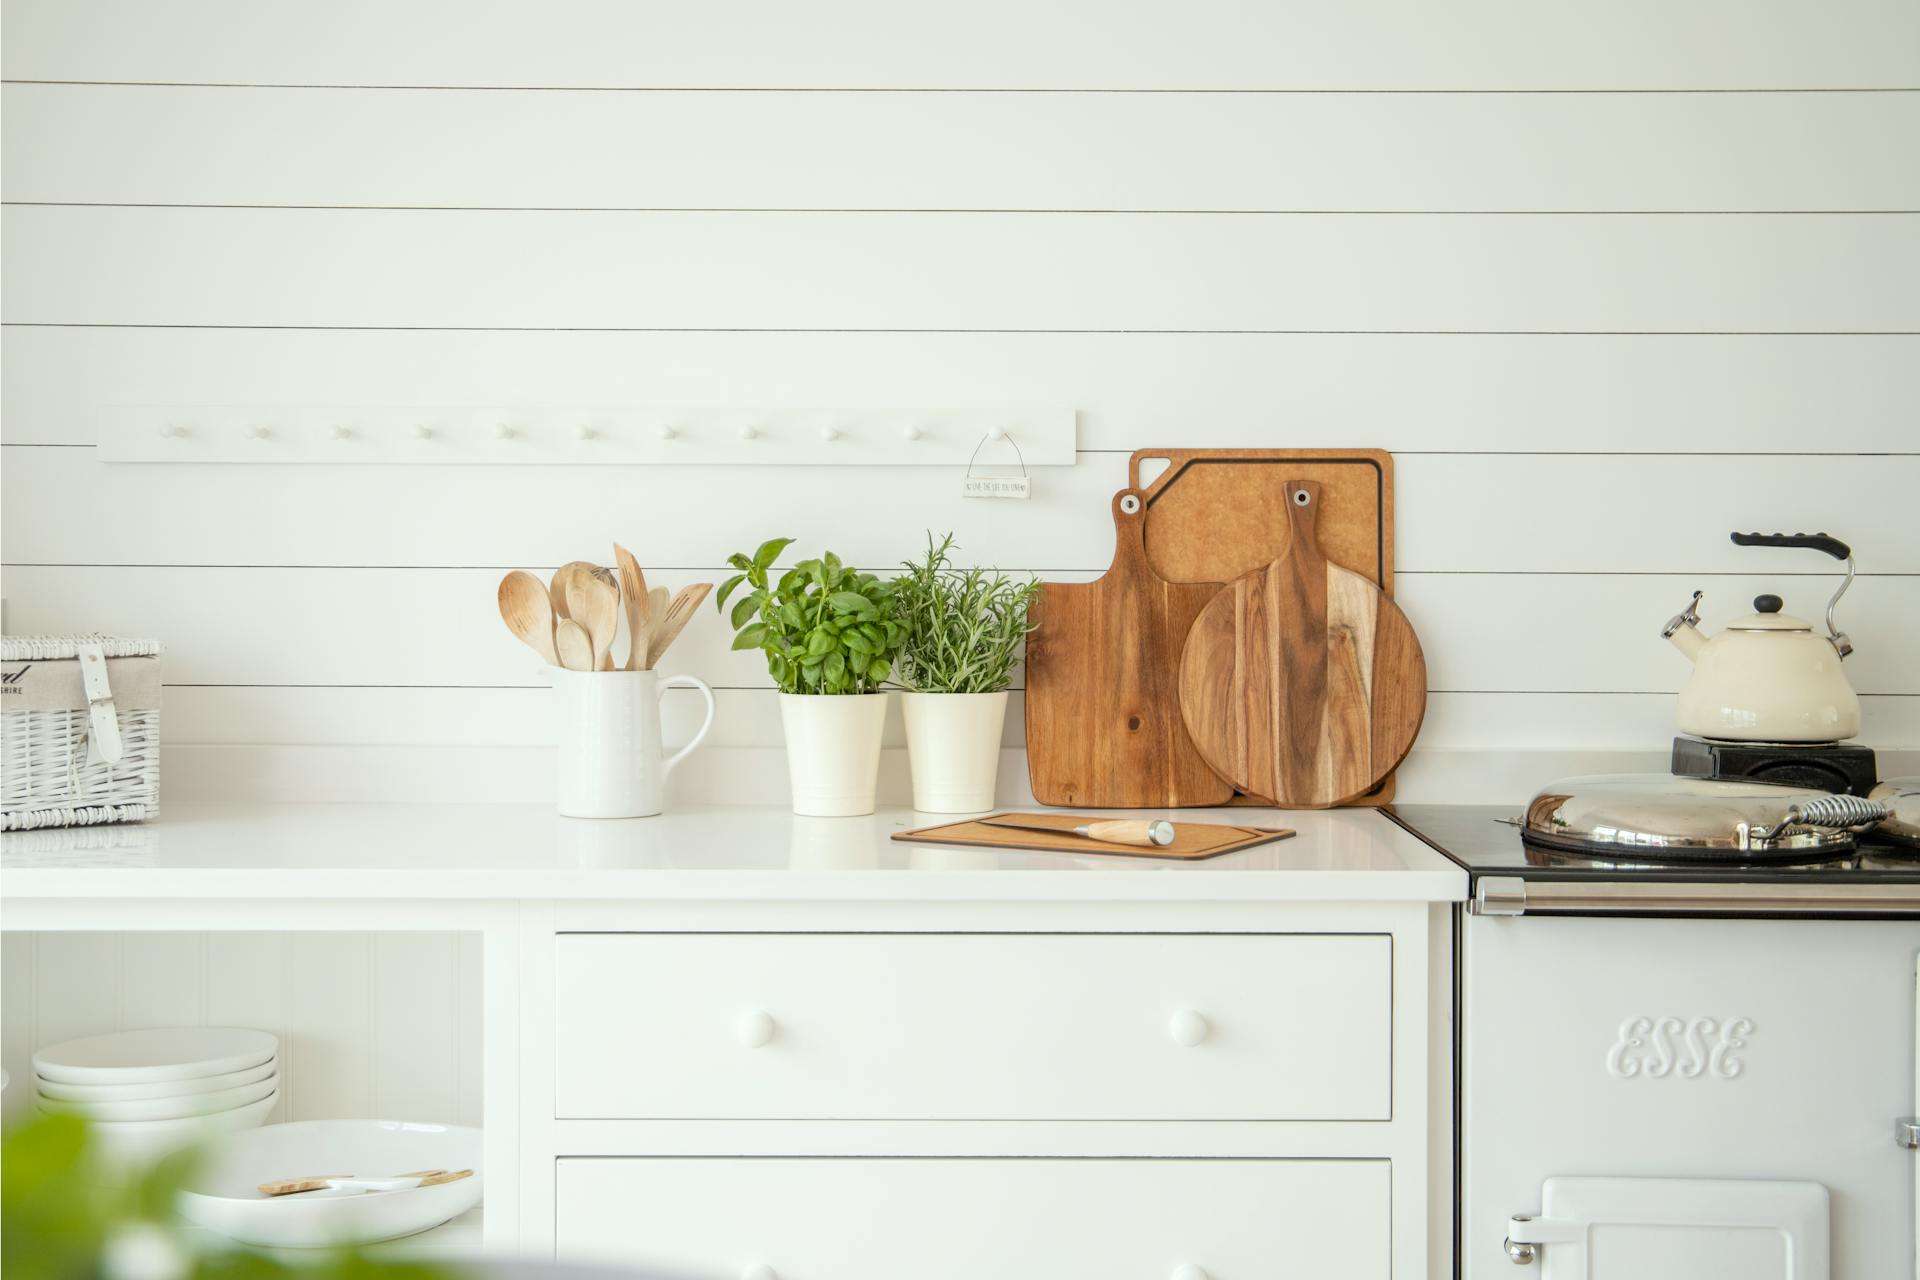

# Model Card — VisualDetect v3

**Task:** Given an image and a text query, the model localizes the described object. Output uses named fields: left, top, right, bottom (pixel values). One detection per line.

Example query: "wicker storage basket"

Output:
left=2, top=635, right=161, bottom=830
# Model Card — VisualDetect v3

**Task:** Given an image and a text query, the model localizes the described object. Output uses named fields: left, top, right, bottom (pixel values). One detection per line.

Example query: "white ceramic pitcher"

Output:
left=552, top=670, right=716, bottom=818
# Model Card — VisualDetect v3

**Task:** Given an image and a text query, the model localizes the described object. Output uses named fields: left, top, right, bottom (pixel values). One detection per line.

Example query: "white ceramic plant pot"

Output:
left=553, top=669, right=716, bottom=818
left=901, top=690, right=1009, bottom=813
left=779, top=692, right=890, bottom=817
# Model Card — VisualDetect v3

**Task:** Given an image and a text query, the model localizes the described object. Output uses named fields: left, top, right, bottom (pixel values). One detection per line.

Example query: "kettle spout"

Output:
left=1662, top=590, right=1708, bottom=664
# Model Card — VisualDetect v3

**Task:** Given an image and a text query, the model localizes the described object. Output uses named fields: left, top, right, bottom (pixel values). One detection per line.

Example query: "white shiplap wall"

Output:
left=2, top=2, right=1917, bottom=806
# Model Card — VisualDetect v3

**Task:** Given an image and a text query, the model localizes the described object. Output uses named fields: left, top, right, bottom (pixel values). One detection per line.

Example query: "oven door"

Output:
left=1460, top=912, right=1920, bottom=1278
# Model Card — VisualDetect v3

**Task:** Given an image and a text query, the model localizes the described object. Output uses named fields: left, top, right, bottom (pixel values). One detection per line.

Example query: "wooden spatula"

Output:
left=1178, top=479, right=1425, bottom=808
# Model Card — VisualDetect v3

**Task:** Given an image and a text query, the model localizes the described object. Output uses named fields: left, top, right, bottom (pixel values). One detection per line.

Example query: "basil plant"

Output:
left=717, top=538, right=906, bottom=694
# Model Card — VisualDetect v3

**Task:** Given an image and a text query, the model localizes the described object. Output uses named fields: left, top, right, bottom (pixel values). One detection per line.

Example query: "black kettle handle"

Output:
left=1731, top=531, right=1851, bottom=561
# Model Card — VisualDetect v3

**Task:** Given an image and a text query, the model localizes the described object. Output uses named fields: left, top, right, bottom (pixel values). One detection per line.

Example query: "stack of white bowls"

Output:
left=34, top=1028, right=280, bottom=1165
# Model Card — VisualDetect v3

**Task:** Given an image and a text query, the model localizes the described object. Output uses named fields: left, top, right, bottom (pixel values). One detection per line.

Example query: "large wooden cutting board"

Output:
left=1131, top=448, right=1393, bottom=590
left=1025, top=489, right=1233, bottom=808
left=1178, top=479, right=1426, bottom=809
left=1132, top=447, right=1401, bottom=804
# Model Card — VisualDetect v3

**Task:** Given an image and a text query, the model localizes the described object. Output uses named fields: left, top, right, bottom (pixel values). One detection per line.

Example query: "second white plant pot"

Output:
left=901, top=690, right=1009, bottom=814
left=778, top=692, right=891, bottom=817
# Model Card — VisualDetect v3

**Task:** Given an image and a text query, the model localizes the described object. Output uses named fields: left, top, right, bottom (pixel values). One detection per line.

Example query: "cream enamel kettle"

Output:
left=1662, top=530, right=1861, bottom=743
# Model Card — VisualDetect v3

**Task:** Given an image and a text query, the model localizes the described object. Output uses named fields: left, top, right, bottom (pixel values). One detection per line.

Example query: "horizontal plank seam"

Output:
left=5, top=81, right=1919, bottom=94
left=8, top=203, right=1919, bottom=215
left=8, top=324, right=1919, bottom=336
left=8, top=445, right=1918, bottom=460
left=4, top=563, right=1915, bottom=578
left=153, top=683, right=1920, bottom=697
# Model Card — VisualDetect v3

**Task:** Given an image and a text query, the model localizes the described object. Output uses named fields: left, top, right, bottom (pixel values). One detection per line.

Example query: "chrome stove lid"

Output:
left=1516, top=773, right=1890, bottom=862
left=1870, top=778, right=1920, bottom=848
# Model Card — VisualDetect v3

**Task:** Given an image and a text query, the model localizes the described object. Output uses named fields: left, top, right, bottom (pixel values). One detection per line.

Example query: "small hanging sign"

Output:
left=962, top=430, right=1032, bottom=500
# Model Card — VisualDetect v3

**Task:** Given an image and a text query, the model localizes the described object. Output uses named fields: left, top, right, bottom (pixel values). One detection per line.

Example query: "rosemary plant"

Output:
left=891, top=533, right=1040, bottom=695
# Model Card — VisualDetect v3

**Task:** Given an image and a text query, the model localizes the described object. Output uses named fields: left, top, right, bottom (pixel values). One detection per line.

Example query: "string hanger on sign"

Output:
left=961, top=428, right=1032, bottom=500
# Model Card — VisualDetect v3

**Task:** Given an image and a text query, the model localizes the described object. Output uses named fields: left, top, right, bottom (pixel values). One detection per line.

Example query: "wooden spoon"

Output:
left=613, top=544, right=650, bottom=671
left=549, top=561, right=599, bottom=621
left=554, top=619, right=595, bottom=672
left=566, top=571, right=620, bottom=671
left=647, top=583, right=713, bottom=668
left=498, top=571, right=560, bottom=666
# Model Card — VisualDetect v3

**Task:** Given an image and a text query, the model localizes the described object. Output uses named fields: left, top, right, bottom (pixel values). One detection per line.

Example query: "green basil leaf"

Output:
left=843, top=630, right=875, bottom=654
left=730, top=591, right=763, bottom=630
left=753, top=536, right=794, bottom=570
left=731, top=623, right=768, bottom=651
left=715, top=573, right=747, bottom=611
left=824, top=652, right=846, bottom=683
left=867, top=659, right=890, bottom=683
left=806, top=629, right=835, bottom=657
left=828, top=591, right=873, bottom=613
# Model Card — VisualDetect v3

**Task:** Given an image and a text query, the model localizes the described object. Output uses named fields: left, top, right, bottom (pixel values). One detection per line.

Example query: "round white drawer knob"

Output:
left=1172, top=1265, right=1209, bottom=1280
left=1168, top=1010, right=1209, bottom=1048
left=741, top=1265, right=777, bottom=1280
left=735, top=1009, right=776, bottom=1048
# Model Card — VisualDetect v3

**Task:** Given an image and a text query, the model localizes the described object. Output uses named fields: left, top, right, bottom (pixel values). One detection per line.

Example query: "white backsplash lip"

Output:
left=153, top=743, right=1920, bottom=810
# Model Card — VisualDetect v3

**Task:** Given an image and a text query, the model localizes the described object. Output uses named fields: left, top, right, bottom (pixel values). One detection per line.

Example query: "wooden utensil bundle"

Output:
left=497, top=545, right=712, bottom=672
left=1025, top=449, right=1427, bottom=811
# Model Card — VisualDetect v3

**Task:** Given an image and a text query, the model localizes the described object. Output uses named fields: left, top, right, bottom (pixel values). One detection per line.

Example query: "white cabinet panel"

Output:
left=554, top=933, right=1391, bottom=1120
left=557, top=1156, right=1390, bottom=1279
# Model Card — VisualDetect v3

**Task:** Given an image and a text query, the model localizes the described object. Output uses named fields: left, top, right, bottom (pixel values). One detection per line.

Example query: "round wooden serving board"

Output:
left=1177, top=480, right=1426, bottom=808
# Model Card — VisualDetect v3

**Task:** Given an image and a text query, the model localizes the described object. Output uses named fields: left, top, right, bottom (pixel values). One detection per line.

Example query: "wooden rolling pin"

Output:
left=980, top=817, right=1176, bottom=847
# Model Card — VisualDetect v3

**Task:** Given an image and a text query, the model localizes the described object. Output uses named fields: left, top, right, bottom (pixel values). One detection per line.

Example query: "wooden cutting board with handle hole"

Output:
left=1178, top=479, right=1426, bottom=809
left=1025, top=489, right=1234, bottom=808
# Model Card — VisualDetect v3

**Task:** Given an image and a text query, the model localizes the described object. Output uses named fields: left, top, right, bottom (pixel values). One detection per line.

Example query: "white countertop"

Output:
left=1, top=803, right=1467, bottom=903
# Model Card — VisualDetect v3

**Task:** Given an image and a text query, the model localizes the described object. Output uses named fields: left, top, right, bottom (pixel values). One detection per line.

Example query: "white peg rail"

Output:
left=101, top=407, right=1077, bottom=466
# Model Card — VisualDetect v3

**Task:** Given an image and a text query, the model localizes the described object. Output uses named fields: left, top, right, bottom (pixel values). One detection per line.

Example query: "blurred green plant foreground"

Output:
left=3, top=1112, right=465, bottom=1280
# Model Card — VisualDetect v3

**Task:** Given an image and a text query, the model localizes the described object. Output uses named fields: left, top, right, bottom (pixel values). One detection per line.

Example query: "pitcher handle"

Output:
left=657, top=674, right=716, bottom=779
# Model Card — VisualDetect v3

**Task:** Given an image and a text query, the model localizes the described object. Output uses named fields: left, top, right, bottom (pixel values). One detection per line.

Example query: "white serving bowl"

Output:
left=178, top=1120, right=482, bottom=1249
left=88, top=1092, right=280, bottom=1167
left=36, top=1058, right=277, bottom=1103
left=40, top=1075, right=276, bottom=1122
left=34, top=1028, right=277, bottom=1085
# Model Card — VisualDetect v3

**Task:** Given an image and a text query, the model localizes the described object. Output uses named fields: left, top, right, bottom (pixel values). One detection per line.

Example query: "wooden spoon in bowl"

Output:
left=554, top=619, right=595, bottom=672
left=566, top=571, right=620, bottom=671
left=549, top=561, right=600, bottom=621
left=498, top=571, right=560, bottom=666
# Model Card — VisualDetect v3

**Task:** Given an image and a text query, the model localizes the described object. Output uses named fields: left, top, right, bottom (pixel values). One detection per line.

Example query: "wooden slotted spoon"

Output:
left=647, top=583, right=713, bottom=668
left=613, top=544, right=650, bottom=671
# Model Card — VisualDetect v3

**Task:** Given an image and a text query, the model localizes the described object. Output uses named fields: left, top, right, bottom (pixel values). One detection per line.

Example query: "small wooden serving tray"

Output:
left=892, top=812, right=1296, bottom=861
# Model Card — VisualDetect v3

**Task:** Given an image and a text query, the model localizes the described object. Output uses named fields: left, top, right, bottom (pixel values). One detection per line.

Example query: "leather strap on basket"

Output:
left=76, top=642, right=124, bottom=766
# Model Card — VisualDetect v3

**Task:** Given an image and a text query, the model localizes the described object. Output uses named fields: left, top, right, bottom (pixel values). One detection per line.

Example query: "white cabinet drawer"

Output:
left=554, top=932, right=1390, bottom=1120
left=558, top=1156, right=1390, bottom=1279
